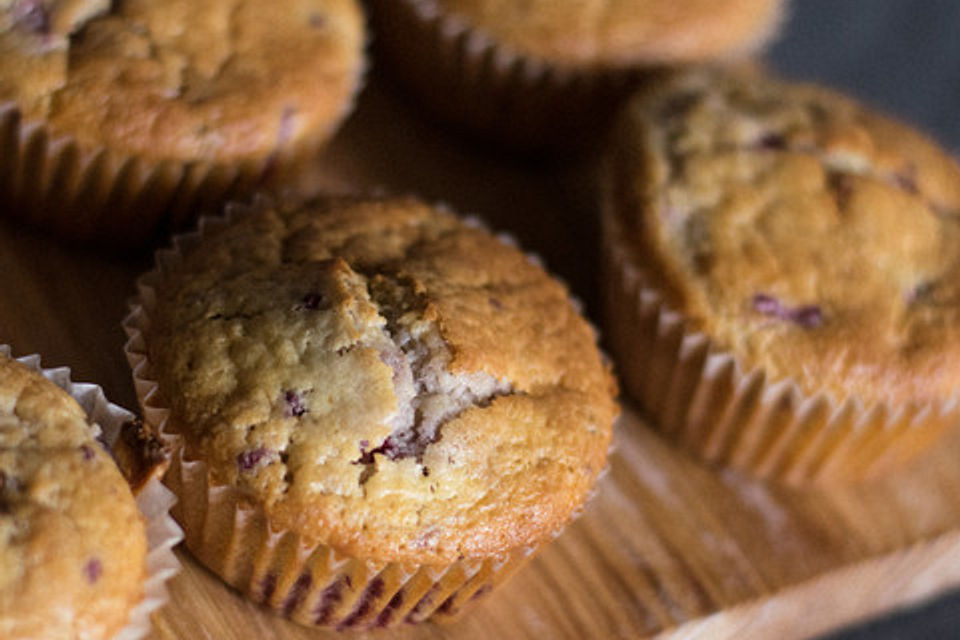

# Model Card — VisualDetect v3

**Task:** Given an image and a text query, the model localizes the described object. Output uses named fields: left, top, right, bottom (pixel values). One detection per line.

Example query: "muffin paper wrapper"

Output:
left=600, top=193, right=960, bottom=486
left=0, top=65, right=364, bottom=245
left=0, top=101, right=260, bottom=245
left=369, top=0, right=651, bottom=151
left=120, top=200, right=585, bottom=629
left=0, top=345, right=183, bottom=640
left=159, top=448, right=539, bottom=629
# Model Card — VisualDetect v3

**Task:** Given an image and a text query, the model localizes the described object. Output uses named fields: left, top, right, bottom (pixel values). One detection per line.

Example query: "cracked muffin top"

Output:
left=423, top=0, right=783, bottom=68
left=0, top=0, right=364, bottom=162
left=0, top=353, right=147, bottom=640
left=146, top=196, right=617, bottom=564
left=607, top=69, right=960, bottom=406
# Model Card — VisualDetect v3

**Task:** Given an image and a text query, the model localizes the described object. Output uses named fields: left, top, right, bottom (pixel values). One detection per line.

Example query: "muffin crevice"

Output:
left=354, top=268, right=514, bottom=479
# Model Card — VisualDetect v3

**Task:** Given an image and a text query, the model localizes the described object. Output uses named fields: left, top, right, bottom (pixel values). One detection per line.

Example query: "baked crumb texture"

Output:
left=604, top=69, right=960, bottom=484
left=0, top=0, right=365, bottom=243
left=0, top=353, right=147, bottom=640
left=368, top=0, right=783, bottom=151
left=128, top=196, right=616, bottom=627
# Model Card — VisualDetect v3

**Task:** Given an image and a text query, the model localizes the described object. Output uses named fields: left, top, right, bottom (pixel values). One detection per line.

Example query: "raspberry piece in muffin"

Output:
left=131, top=195, right=618, bottom=627
left=604, top=69, right=960, bottom=483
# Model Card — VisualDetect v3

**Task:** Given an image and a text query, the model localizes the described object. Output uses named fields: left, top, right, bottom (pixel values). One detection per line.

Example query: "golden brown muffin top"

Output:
left=0, top=354, right=147, bottom=640
left=148, top=196, right=617, bottom=564
left=426, top=0, right=783, bottom=68
left=609, top=70, right=960, bottom=407
left=0, top=0, right=364, bottom=162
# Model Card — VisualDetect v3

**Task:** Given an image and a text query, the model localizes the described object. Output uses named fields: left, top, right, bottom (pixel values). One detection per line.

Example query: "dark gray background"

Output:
left=770, top=0, right=960, bottom=153
left=768, top=1, right=960, bottom=637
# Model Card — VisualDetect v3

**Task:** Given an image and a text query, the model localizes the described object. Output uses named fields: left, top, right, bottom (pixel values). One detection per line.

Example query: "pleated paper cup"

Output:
left=0, top=57, right=364, bottom=248
left=156, top=446, right=540, bottom=628
left=0, top=345, right=182, bottom=640
left=0, top=102, right=259, bottom=246
left=600, top=191, right=960, bottom=487
left=368, top=0, right=656, bottom=153
left=121, top=198, right=597, bottom=628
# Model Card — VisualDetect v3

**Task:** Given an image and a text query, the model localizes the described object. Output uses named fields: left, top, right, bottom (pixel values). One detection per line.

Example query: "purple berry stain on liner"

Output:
left=338, top=576, right=385, bottom=629
left=314, top=576, right=346, bottom=625
left=373, top=589, right=405, bottom=628
left=284, top=390, right=308, bottom=417
left=84, top=557, right=102, bottom=584
left=408, top=583, right=439, bottom=620
left=282, top=573, right=313, bottom=616
left=260, top=572, right=278, bottom=603
left=437, top=594, right=458, bottom=615
left=751, top=293, right=823, bottom=329
left=471, top=584, right=492, bottom=601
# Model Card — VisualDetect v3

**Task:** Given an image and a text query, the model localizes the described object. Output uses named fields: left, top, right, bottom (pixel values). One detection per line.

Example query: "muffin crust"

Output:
left=1, top=0, right=364, bottom=162
left=0, top=353, right=147, bottom=639
left=147, top=196, right=617, bottom=565
left=609, top=70, right=960, bottom=406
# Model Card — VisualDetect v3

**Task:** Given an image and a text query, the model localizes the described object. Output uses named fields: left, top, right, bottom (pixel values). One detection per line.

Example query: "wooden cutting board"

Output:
left=3, top=74, right=960, bottom=640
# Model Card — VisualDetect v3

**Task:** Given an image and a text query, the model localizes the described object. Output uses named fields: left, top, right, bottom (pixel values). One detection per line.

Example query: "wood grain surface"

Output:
left=2, top=73, right=960, bottom=640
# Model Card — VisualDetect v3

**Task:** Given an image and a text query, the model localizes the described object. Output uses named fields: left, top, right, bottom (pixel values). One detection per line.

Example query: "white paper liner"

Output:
left=0, top=345, right=183, bottom=640
left=122, top=194, right=610, bottom=627
left=160, top=437, right=541, bottom=628
left=0, top=34, right=366, bottom=246
left=368, top=0, right=652, bottom=152
left=370, top=0, right=788, bottom=152
left=600, top=179, right=960, bottom=485
left=0, top=102, right=259, bottom=245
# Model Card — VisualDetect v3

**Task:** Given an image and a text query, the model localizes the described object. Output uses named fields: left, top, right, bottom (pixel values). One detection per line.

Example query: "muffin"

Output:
left=124, top=195, right=617, bottom=628
left=368, top=0, right=784, bottom=151
left=0, top=0, right=365, bottom=245
left=0, top=350, right=148, bottom=638
left=603, top=69, right=960, bottom=485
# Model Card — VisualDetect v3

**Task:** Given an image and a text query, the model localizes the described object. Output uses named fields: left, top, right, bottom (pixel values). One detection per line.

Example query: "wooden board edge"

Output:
left=657, top=529, right=960, bottom=639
